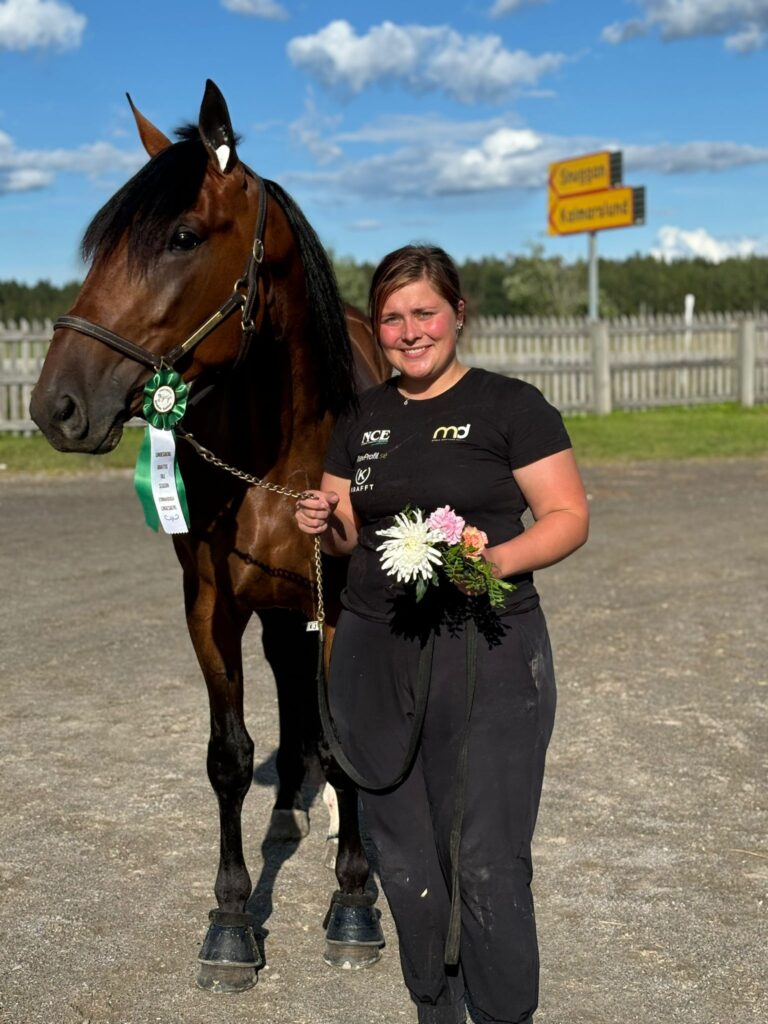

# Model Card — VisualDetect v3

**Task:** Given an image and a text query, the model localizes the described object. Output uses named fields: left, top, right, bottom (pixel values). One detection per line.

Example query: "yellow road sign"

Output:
left=548, top=151, right=622, bottom=198
left=548, top=186, right=645, bottom=236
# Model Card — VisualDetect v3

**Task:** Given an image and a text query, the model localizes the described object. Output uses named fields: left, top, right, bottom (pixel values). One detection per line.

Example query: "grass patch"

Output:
left=565, top=403, right=768, bottom=462
left=0, top=428, right=143, bottom=475
left=1, top=403, right=766, bottom=474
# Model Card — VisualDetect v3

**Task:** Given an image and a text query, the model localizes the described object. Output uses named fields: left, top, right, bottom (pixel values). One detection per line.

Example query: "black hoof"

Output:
left=324, top=891, right=384, bottom=969
left=196, top=910, right=262, bottom=993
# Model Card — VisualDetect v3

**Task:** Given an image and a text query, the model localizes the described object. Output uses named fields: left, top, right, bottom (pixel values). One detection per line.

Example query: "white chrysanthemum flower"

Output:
left=376, top=510, right=444, bottom=583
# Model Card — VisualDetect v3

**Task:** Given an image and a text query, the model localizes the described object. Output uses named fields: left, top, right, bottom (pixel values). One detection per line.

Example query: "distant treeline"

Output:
left=0, top=279, right=81, bottom=322
left=334, top=249, right=768, bottom=318
left=3, top=250, right=767, bottom=322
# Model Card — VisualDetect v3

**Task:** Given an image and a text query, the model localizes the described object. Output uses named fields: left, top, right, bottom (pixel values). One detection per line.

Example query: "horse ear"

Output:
left=126, top=94, right=172, bottom=157
left=198, top=79, right=239, bottom=175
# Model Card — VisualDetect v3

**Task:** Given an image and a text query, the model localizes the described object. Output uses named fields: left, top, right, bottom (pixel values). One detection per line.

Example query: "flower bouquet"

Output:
left=376, top=505, right=515, bottom=608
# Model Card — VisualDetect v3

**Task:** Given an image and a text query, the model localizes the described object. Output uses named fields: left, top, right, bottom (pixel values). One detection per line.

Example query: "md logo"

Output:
left=432, top=423, right=471, bottom=441
left=361, top=428, right=390, bottom=446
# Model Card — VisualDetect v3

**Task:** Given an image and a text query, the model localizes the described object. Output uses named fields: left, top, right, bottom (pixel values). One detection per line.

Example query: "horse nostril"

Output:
left=53, top=393, right=76, bottom=423
left=53, top=392, right=88, bottom=440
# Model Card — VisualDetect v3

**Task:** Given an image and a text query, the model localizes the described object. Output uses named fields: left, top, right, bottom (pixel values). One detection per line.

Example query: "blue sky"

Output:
left=1, top=0, right=767, bottom=283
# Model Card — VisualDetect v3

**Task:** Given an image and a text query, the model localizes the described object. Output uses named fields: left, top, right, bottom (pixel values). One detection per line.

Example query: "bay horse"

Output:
left=30, top=80, right=389, bottom=992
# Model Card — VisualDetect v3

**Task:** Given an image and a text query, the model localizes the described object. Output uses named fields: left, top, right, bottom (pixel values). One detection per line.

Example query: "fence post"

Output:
left=738, top=319, right=755, bottom=408
left=591, top=320, right=612, bottom=415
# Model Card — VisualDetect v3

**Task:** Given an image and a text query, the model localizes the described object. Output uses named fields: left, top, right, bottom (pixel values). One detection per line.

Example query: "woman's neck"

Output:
left=396, top=360, right=469, bottom=400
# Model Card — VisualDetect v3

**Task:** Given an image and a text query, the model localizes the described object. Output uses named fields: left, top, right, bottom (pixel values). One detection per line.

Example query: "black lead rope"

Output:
left=316, top=629, right=435, bottom=793
left=315, top=616, right=479, bottom=967
left=444, top=615, right=478, bottom=966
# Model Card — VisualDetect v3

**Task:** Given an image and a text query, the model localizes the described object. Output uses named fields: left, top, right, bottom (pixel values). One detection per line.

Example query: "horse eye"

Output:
left=169, top=228, right=202, bottom=252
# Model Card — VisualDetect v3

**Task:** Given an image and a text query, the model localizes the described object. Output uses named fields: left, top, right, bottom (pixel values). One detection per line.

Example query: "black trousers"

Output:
left=328, top=604, right=557, bottom=1024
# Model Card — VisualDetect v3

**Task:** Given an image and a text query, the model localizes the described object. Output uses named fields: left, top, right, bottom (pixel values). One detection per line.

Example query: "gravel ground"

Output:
left=0, top=459, right=766, bottom=1024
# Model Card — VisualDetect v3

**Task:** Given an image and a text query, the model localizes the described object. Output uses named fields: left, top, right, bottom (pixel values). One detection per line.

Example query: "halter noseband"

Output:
left=53, top=173, right=269, bottom=375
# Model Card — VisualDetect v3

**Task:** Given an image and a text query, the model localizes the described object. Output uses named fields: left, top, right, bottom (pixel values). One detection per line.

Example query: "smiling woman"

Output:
left=296, top=243, right=589, bottom=1024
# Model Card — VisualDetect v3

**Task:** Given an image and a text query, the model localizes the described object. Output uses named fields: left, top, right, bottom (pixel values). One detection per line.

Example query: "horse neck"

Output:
left=188, top=283, right=330, bottom=489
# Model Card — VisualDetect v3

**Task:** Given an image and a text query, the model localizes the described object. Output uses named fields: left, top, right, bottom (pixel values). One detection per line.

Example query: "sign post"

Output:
left=548, top=151, right=646, bottom=320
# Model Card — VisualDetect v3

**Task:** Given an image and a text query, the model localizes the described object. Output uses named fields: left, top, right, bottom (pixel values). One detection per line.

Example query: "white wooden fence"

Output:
left=2, top=313, right=767, bottom=432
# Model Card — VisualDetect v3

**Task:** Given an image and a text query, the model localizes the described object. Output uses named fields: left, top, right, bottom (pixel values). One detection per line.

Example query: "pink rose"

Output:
left=461, top=525, right=488, bottom=559
left=427, top=505, right=465, bottom=545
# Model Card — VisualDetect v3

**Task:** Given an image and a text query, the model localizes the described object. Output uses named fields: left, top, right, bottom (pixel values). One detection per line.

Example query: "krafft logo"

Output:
left=432, top=423, right=471, bottom=441
left=361, top=428, right=390, bottom=446
left=354, top=467, right=371, bottom=486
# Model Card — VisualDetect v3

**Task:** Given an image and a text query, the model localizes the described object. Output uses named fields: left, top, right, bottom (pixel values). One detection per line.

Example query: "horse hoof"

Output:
left=196, top=910, right=262, bottom=993
left=324, top=836, right=338, bottom=870
left=196, top=961, right=259, bottom=992
left=268, top=808, right=310, bottom=840
left=323, top=891, right=384, bottom=969
left=323, top=940, right=382, bottom=970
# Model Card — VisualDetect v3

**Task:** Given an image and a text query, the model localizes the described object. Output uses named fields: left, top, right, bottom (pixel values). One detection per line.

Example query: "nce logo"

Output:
left=432, top=423, right=471, bottom=441
left=361, top=428, right=390, bottom=446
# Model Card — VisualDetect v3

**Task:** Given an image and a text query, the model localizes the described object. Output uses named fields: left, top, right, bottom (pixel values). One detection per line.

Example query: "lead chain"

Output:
left=178, top=428, right=325, bottom=628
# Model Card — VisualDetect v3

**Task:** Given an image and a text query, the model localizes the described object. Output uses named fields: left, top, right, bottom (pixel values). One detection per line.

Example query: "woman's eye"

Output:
left=169, top=228, right=202, bottom=252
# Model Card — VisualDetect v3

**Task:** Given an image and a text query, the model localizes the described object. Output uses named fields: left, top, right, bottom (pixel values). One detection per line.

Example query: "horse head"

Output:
left=30, top=81, right=288, bottom=453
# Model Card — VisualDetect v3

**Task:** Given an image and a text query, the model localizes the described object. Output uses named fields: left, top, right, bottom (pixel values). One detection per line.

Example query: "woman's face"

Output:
left=377, top=276, right=464, bottom=387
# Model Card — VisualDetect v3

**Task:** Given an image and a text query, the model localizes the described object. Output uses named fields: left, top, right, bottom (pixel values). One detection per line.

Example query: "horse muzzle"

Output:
left=29, top=378, right=128, bottom=454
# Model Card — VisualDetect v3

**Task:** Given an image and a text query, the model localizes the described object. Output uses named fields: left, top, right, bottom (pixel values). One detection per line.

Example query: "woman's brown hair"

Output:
left=368, top=244, right=464, bottom=331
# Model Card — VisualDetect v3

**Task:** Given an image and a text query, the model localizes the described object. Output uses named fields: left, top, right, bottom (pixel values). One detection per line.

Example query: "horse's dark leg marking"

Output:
left=258, top=608, right=318, bottom=838
left=183, top=574, right=254, bottom=911
left=183, top=572, right=263, bottom=990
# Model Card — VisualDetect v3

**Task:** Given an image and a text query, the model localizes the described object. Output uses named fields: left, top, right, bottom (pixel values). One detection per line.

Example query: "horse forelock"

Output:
left=81, top=128, right=210, bottom=273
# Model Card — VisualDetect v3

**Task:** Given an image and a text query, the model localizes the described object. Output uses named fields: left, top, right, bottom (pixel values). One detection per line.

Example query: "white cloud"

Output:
left=221, top=0, right=288, bottom=20
left=601, top=19, right=647, bottom=44
left=348, top=219, right=381, bottom=231
left=602, top=0, right=768, bottom=53
left=489, top=0, right=548, bottom=16
left=652, top=225, right=763, bottom=262
left=335, top=112, right=512, bottom=147
left=625, top=140, right=768, bottom=173
left=287, top=116, right=768, bottom=200
left=2, top=167, right=53, bottom=191
left=287, top=20, right=566, bottom=103
left=0, top=0, right=85, bottom=51
left=0, top=128, right=144, bottom=195
left=725, top=23, right=767, bottom=51
left=289, top=94, right=342, bottom=164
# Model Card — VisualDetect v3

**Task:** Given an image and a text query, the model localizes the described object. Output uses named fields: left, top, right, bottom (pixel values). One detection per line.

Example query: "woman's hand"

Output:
left=295, top=490, right=340, bottom=535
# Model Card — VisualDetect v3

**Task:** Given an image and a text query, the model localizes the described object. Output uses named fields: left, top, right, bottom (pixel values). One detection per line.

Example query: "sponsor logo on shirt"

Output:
left=361, top=428, right=390, bottom=446
left=432, top=423, right=471, bottom=441
left=351, top=465, right=375, bottom=493
left=356, top=451, right=380, bottom=463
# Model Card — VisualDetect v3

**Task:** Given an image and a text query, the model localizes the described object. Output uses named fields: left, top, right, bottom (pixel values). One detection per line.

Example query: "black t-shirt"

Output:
left=324, top=367, right=571, bottom=622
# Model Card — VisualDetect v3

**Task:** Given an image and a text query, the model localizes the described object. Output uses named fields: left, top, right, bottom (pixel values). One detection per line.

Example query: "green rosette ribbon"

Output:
left=141, top=368, right=188, bottom=429
left=134, top=369, right=191, bottom=533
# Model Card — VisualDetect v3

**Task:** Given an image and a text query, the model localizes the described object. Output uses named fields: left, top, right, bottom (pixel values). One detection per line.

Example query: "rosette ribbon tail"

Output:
left=133, top=369, right=191, bottom=535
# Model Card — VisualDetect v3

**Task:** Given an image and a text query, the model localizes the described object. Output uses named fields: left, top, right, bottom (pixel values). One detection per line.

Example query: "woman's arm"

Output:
left=294, top=473, right=360, bottom=556
left=484, top=449, right=589, bottom=578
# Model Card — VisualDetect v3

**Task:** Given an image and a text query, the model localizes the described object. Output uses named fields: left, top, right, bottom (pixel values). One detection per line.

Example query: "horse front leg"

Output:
left=183, top=578, right=261, bottom=993
left=321, top=759, right=385, bottom=969
left=258, top=607, right=318, bottom=840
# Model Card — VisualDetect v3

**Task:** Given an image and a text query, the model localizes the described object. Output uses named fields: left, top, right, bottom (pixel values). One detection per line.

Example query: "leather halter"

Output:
left=53, top=172, right=268, bottom=376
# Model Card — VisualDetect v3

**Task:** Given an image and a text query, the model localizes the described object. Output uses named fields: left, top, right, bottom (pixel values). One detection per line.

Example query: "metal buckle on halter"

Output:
left=252, top=239, right=264, bottom=264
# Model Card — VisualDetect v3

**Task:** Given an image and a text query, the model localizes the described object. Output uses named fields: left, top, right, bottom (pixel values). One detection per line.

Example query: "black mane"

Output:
left=81, top=126, right=356, bottom=417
